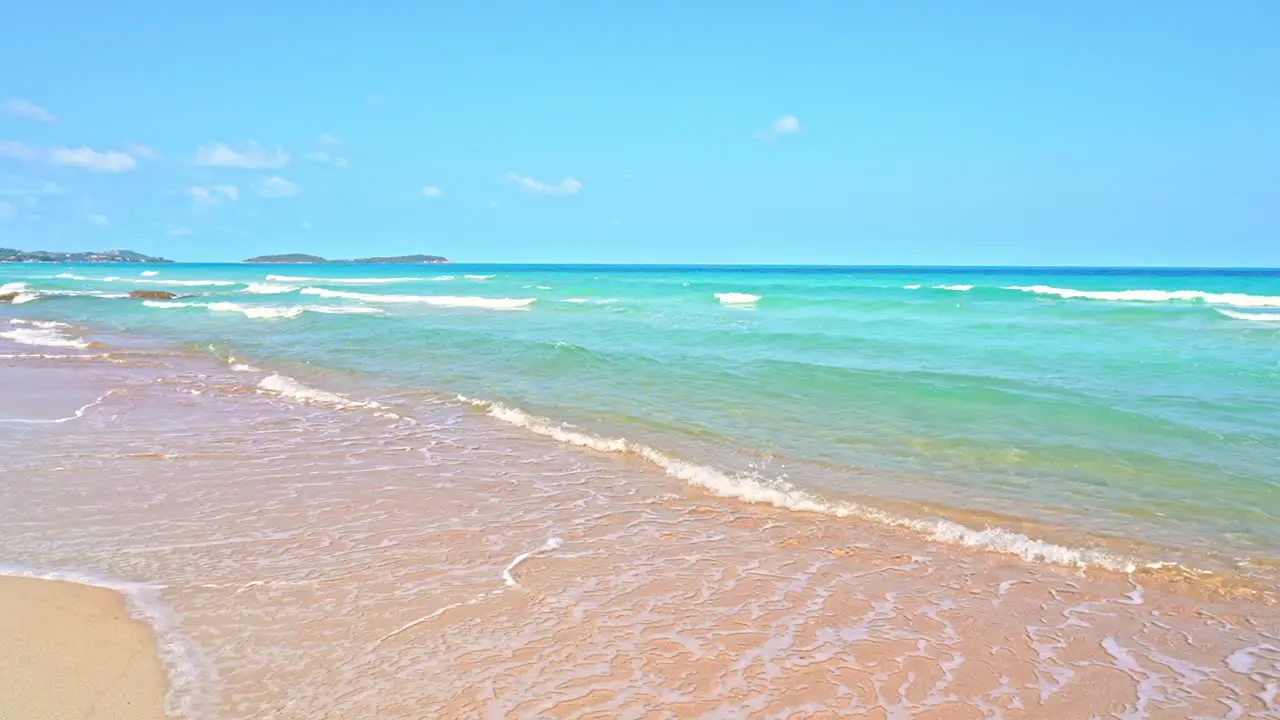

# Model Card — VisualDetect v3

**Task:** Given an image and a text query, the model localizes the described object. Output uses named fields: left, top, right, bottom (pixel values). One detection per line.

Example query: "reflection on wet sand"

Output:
left=1, top=342, right=1277, bottom=719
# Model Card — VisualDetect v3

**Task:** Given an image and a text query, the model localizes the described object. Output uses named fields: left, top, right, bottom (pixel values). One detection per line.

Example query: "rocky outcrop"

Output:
left=0, top=292, right=19, bottom=303
left=128, top=290, right=179, bottom=300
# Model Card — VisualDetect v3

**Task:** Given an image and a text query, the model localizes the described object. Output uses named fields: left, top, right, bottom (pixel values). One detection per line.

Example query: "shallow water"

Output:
left=3, top=264, right=1278, bottom=575
left=1, top=332, right=1277, bottom=719
left=2, top=264, right=1280, bottom=717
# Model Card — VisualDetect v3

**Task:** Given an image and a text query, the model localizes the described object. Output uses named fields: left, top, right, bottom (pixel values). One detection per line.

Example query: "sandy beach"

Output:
left=0, top=576, right=166, bottom=720
left=1, top=330, right=1277, bottom=719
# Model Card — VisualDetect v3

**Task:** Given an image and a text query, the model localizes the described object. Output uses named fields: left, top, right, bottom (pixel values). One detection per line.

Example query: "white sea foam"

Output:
left=0, top=564, right=207, bottom=719
left=226, top=354, right=262, bottom=373
left=0, top=389, right=113, bottom=424
left=935, top=284, right=974, bottom=291
left=59, top=274, right=233, bottom=287
left=0, top=323, right=90, bottom=349
left=257, top=374, right=389, bottom=412
left=146, top=300, right=383, bottom=319
left=502, top=537, right=565, bottom=588
left=466, top=274, right=495, bottom=280
left=1216, top=309, right=1280, bottom=323
left=209, top=302, right=307, bottom=320
left=9, top=292, right=39, bottom=304
left=459, top=396, right=1138, bottom=572
left=904, top=284, right=922, bottom=290
left=429, top=275, right=457, bottom=281
left=9, top=319, right=70, bottom=328
left=242, top=282, right=299, bottom=295
left=265, top=274, right=418, bottom=284
left=135, top=279, right=237, bottom=287
left=301, top=287, right=535, bottom=310
left=40, top=289, right=129, bottom=299
left=1007, top=285, right=1280, bottom=308
left=715, top=292, right=761, bottom=305
left=140, top=270, right=159, bottom=277
left=564, top=298, right=618, bottom=305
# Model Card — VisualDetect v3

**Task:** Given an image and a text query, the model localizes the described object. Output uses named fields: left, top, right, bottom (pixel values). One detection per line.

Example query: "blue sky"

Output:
left=1, top=2, right=1277, bottom=265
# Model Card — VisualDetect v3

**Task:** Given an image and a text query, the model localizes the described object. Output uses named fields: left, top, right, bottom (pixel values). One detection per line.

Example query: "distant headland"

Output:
left=243, top=253, right=449, bottom=264
left=0, top=248, right=173, bottom=263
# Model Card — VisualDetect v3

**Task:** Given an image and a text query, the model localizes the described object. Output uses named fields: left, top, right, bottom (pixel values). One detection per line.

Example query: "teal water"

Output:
left=4, top=264, right=1278, bottom=572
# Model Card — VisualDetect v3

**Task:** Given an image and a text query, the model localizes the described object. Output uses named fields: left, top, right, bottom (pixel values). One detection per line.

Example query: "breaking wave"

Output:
left=0, top=320, right=90, bottom=349
left=143, top=300, right=383, bottom=320
left=1217, top=309, right=1280, bottom=322
left=715, top=292, right=762, bottom=305
left=458, top=396, right=1139, bottom=572
left=1007, top=285, right=1280, bottom=308
left=265, top=275, right=419, bottom=285
left=257, top=375, right=397, bottom=419
left=242, top=283, right=299, bottom=295
left=300, top=287, right=535, bottom=310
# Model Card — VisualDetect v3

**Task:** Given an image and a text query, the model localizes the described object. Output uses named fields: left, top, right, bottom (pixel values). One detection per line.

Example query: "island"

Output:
left=0, top=248, right=173, bottom=263
left=244, top=253, right=449, bottom=264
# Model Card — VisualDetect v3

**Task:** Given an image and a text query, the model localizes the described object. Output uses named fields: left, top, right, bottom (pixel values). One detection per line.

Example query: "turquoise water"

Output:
left=4, top=264, right=1278, bottom=571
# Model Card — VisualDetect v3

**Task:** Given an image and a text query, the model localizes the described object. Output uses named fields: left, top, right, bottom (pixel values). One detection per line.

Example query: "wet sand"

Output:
left=0, top=576, right=166, bottom=720
left=2, top=330, right=1278, bottom=718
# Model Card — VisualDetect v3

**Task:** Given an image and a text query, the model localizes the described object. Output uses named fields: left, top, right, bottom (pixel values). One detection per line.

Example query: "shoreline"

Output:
left=3, top=320, right=1278, bottom=599
left=3, top=298, right=1279, bottom=717
left=0, top=575, right=168, bottom=720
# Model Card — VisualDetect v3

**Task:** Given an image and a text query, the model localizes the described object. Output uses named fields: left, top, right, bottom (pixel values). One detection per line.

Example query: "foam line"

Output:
left=502, top=537, right=565, bottom=588
left=0, top=390, right=114, bottom=424
left=460, top=396, right=1140, bottom=572
left=0, top=565, right=207, bottom=719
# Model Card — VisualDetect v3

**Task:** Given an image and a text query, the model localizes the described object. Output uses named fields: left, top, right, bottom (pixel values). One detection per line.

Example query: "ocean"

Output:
left=2, top=263, right=1278, bottom=718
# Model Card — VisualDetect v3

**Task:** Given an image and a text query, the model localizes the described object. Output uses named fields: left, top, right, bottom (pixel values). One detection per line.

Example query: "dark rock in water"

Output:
left=128, top=290, right=179, bottom=300
left=0, top=292, right=18, bottom=303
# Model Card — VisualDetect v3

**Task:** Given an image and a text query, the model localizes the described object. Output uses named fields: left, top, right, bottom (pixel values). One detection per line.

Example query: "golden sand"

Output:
left=0, top=576, right=166, bottom=720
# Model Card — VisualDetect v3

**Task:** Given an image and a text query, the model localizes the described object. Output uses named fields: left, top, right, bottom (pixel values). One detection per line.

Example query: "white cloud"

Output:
left=304, top=151, right=348, bottom=168
left=757, top=115, right=803, bottom=141
left=87, top=213, right=109, bottom=226
left=50, top=146, right=137, bottom=172
left=254, top=176, right=300, bottom=198
left=771, top=115, right=802, bottom=134
left=504, top=172, right=583, bottom=196
left=1, top=142, right=139, bottom=172
left=3, top=99, right=56, bottom=123
left=0, top=200, right=14, bottom=219
left=421, top=185, right=443, bottom=197
left=189, top=184, right=239, bottom=207
left=194, top=141, right=290, bottom=169
left=318, top=133, right=340, bottom=146
left=123, top=142, right=161, bottom=160
left=0, top=140, right=38, bottom=161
